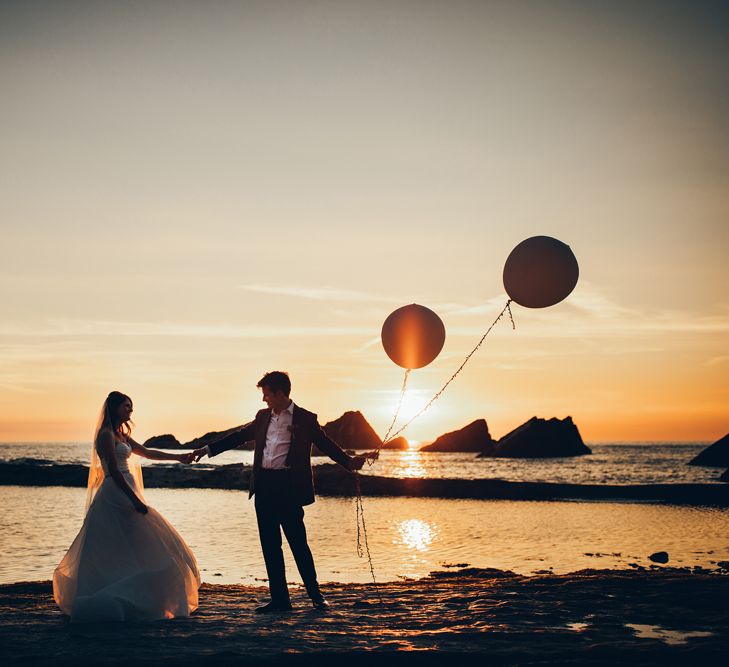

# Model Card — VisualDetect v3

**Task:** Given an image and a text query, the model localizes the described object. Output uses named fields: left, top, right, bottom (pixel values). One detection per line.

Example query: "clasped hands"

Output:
left=177, top=451, right=197, bottom=465
left=173, top=448, right=207, bottom=464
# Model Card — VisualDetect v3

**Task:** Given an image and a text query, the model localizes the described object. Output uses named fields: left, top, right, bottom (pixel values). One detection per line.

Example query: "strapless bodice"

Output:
left=100, top=439, right=132, bottom=476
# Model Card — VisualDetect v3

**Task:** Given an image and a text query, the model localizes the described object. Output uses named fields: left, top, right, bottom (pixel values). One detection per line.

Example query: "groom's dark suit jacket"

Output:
left=207, top=405, right=351, bottom=506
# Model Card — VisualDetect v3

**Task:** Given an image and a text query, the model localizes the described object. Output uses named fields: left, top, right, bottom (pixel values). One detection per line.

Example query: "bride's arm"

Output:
left=127, top=437, right=194, bottom=464
left=97, top=430, right=148, bottom=514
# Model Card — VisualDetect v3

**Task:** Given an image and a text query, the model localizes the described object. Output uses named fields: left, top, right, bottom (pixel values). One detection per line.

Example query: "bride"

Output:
left=53, top=391, right=201, bottom=622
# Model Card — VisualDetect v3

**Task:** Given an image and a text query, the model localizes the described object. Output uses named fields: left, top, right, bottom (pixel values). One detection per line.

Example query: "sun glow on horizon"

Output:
left=379, top=389, right=445, bottom=441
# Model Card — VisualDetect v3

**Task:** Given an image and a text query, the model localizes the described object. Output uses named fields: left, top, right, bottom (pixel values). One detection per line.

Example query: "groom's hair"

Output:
left=257, top=371, right=291, bottom=396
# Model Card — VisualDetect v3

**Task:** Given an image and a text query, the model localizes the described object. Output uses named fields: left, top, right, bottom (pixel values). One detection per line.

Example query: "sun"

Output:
left=390, top=391, right=437, bottom=426
left=380, top=387, right=443, bottom=443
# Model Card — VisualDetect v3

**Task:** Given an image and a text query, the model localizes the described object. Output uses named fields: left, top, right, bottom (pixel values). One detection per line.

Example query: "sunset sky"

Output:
left=1, top=0, right=727, bottom=443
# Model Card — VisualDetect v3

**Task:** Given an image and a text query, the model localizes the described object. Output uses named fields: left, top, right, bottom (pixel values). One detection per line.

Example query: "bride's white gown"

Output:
left=53, top=441, right=201, bottom=622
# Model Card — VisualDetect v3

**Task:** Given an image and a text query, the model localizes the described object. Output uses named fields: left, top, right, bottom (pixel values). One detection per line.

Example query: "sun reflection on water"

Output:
left=397, top=518, right=438, bottom=552
left=398, top=450, right=427, bottom=478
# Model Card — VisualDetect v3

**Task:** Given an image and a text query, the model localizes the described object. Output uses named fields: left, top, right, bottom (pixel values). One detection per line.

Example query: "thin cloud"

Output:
left=447, top=294, right=512, bottom=316
left=445, top=284, right=729, bottom=338
left=0, top=320, right=375, bottom=339
left=241, top=284, right=488, bottom=322
left=353, top=336, right=382, bottom=352
left=240, top=284, right=403, bottom=304
left=446, top=314, right=729, bottom=338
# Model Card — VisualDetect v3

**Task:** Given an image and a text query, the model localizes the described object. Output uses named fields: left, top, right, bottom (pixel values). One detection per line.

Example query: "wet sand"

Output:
left=2, top=568, right=727, bottom=665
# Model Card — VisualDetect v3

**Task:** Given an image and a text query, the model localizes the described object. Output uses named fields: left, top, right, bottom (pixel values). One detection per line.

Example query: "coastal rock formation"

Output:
left=649, top=551, right=669, bottom=564
left=143, top=434, right=182, bottom=449
left=689, top=433, right=729, bottom=467
left=479, top=416, right=590, bottom=458
left=381, top=436, right=409, bottom=450
left=317, top=411, right=381, bottom=455
left=184, top=424, right=255, bottom=451
left=3, top=461, right=729, bottom=504
left=420, top=420, right=495, bottom=453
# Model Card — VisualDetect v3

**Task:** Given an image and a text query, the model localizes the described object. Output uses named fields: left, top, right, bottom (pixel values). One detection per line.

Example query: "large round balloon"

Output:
left=503, top=236, right=579, bottom=308
left=381, top=304, right=446, bottom=369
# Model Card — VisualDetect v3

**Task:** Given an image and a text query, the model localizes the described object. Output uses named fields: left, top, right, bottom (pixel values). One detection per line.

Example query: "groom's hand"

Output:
left=348, top=455, right=366, bottom=472
left=192, top=447, right=208, bottom=462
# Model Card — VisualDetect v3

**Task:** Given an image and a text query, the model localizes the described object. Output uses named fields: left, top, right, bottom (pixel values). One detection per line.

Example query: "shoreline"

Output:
left=2, top=461, right=728, bottom=506
left=2, top=568, right=727, bottom=664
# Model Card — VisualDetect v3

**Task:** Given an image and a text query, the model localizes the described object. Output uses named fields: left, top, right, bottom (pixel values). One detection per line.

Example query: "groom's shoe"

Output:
left=255, top=600, right=293, bottom=614
left=311, top=595, right=330, bottom=610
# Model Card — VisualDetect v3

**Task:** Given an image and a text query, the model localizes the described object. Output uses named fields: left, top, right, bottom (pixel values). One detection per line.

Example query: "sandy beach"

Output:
left=2, top=567, right=727, bottom=665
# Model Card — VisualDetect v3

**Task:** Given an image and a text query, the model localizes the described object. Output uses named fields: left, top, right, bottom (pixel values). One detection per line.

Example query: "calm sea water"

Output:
left=1, top=442, right=727, bottom=586
left=1, top=486, right=728, bottom=586
left=0, top=441, right=723, bottom=485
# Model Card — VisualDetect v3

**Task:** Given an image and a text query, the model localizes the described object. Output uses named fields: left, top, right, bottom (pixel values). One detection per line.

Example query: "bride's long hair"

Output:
left=85, top=391, right=145, bottom=512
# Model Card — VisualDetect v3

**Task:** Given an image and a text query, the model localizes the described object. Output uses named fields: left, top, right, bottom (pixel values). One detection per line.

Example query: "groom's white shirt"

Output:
left=205, top=400, right=295, bottom=470
left=261, top=400, right=295, bottom=469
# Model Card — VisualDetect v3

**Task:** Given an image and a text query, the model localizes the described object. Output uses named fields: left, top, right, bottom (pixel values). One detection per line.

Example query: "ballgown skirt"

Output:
left=53, top=473, right=201, bottom=622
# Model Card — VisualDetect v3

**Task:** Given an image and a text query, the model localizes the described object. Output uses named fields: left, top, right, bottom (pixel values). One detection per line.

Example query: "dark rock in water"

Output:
left=143, top=434, right=182, bottom=449
left=649, top=551, right=669, bottom=564
left=479, top=416, right=590, bottom=458
left=381, top=436, right=409, bottom=450
left=721, top=468, right=729, bottom=483
left=318, top=411, right=381, bottom=454
left=428, top=567, right=518, bottom=580
left=689, top=433, right=729, bottom=467
left=184, top=423, right=255, bottom=451
left=420, top=420, right=495, bottom=453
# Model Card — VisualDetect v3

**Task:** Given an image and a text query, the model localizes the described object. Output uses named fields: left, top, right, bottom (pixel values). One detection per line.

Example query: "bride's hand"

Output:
left=178, top=452, right=195, bottom=464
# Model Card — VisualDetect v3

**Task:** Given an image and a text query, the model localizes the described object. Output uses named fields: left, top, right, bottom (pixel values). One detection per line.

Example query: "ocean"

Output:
left=1, top=442, right=727, bottom=587
left=0, top=441, right=723, bottom=485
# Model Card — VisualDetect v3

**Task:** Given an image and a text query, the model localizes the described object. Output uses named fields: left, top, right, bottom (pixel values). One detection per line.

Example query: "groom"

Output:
left=193, top=371, right=365, bottom=613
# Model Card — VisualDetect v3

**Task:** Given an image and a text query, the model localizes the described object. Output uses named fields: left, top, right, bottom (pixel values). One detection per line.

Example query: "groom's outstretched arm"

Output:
left=312, top=418, right=365, bottom=471
left=194, top=421, right=255, bottom=460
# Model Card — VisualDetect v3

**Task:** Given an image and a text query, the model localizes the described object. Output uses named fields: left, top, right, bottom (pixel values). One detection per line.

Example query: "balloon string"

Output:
left=353, top=368, right=408, bottom=598
left=366, top=368, right=410, bottom=467
left=354, top=473, right=384, bottom=604
left=353, top=300, right=515, bottom=598
left=382, top=298, right=515, bottom=445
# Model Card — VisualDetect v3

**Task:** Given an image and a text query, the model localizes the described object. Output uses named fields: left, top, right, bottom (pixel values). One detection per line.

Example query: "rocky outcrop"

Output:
left=381, top=436, right=409, bottom=451
left=689, top=434, right=729, bottom=467
left=648, top=551, right=669, bottom=564
left=319, top=411, right=382, bottom=453
left=4, top=461, right=729, bottom=505
left=184, top=424, right=255, bottom=451
left=479, top=416, right=590, bottom=458
left=143, top=434, right=182, bottom=449
left=420, top=420, right=495, bottom=453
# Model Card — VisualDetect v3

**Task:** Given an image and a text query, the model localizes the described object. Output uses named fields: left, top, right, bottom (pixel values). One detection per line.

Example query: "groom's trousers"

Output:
left=254, top=468, right=321, bottom=604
